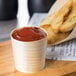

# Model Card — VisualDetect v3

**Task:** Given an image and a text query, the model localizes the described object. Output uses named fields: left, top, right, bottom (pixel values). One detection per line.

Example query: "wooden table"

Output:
left=1, top=40, right=76, bottom=76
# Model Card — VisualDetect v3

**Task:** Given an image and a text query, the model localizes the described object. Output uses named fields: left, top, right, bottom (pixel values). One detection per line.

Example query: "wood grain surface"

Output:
left=1, top=40, right=76, bottom=76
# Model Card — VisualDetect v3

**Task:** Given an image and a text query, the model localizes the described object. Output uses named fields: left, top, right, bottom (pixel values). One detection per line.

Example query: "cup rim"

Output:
left=10, top=26, right=47, bottom=43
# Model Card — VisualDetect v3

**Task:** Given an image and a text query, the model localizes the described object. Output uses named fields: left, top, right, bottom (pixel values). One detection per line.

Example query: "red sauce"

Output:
left=12, top=27, right=47, bottom=42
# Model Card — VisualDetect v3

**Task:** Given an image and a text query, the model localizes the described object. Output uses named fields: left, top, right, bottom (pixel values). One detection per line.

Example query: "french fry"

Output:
left=60, top=3, right=76, bottom=33
left=40, top=25, right=57, bottom=44
left=41, top=25, right=70, bottom=44
left=50, top=0, right=73, bottom=33
left=40, top=0, right=76, bottom=45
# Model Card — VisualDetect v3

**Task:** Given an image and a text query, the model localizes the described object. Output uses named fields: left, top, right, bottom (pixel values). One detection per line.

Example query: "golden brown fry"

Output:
left=40, top=0, right=75, bottom=44
left=60, top=3, right=76, bottom=33
left=40, top=25, right=70, bottom=44
left=50, top=0, right=73, bottom=33
left=40, top=25, right=56, bottom=44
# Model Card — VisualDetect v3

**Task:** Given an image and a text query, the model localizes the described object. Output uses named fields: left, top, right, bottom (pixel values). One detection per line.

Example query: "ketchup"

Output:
left=12, top=27, right=47, bottom=42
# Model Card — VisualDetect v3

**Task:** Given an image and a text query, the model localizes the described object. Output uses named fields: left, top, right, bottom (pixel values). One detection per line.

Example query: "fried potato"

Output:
left=50, top=0, right=73, bottom=33
left=60, top=3, right=76, bottom=32
left=41, top=25, right=56, bottom=44
left=40, top=0, right=75, bottom=44
left=40, top=25, right=70, bottom=44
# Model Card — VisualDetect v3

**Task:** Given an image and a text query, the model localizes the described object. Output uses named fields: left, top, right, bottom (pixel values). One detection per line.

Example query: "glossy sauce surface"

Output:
left=12, top=27, right=47, bottom=42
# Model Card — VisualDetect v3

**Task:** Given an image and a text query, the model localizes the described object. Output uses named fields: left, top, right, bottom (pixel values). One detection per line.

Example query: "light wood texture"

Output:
left=1, top=40, right=76, bottom=76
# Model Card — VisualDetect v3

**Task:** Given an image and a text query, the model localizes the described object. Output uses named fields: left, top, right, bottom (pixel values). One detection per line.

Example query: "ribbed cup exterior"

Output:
left=11, top=37, right=47, bottom=73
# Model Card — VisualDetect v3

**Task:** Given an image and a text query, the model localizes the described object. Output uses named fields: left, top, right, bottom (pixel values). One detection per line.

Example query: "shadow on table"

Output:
left=63, top=71, right=76, bottom=76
